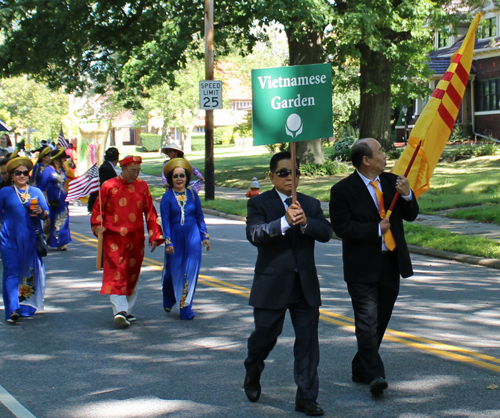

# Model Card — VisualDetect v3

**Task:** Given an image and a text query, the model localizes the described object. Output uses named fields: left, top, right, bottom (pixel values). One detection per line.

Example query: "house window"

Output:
left=196, top=126, right=205, bottom=133
left=478, top=17, right=497, bottom=39
left=476, top=78, right=500, bottom=111
left=438, top=32, right=449, bottom=48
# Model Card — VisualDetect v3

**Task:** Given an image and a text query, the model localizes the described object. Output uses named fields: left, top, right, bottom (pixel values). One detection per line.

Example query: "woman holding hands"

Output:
left=161, top=158, right=210, bottom=320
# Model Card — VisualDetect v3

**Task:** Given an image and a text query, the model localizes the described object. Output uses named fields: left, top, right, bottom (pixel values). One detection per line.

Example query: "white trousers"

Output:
left=110, top=288, right=138, bottom=315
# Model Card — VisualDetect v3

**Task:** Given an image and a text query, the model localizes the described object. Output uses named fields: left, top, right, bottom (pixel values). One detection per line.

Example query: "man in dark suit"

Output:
left=329, top=138, right=419, bottom=396
left=87, top=147, right=120, bottom=213
left=244, top=151, right=332, bottom=416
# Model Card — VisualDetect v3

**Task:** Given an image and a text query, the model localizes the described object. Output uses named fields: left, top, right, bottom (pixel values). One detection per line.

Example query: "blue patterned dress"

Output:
left=160, top=188, right=209, bottom=320
left=0, top=186, right=49, bottom=320
left=39, top=165, right=71, bottom=247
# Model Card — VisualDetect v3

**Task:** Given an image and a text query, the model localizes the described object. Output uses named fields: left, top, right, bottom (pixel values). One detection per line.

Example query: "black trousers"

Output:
left=347, top=251, right=400, bottom=382
left=244, top=278, right=320, bottom=401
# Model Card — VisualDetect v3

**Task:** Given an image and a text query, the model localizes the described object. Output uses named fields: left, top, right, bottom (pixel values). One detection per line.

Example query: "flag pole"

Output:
left=290, top=142, right=297, bottom=204
left=386, top=141, right=422, bottom=218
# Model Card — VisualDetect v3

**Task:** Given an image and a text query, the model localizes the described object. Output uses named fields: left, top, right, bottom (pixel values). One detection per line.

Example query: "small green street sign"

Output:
left=251, top=63, right=333, bottom=146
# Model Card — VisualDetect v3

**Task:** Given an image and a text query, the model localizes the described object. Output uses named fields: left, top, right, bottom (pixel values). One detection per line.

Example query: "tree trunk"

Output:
left=183, top=124, right=193, bottom=153
left=286, top=26, right=325, bottom=164
left=358, top=46, right=393, bottom=151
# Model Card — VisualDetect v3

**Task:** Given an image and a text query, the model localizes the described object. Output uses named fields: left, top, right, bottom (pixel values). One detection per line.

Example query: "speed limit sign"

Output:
left=199, top=80, right=223, bottom=110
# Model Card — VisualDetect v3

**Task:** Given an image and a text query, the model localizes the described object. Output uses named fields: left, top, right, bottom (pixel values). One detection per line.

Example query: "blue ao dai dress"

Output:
left=160, top=188, right=209, bottom=320
left=0, top=186, right=50, bottom=320
left=39, top=165, right=71, bottom=247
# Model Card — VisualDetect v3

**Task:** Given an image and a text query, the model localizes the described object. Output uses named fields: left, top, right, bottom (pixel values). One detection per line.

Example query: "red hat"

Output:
left=120, top=156, right=142, bottom=167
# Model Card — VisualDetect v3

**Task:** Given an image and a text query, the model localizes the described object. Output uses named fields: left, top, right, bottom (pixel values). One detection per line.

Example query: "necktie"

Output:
left=369, top=180, right=396, bottom=251
left=285, top=197, right=293, bottom=207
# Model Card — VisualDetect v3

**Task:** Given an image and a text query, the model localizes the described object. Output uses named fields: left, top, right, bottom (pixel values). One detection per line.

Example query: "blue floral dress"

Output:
left=0, top=186, right=49, bottom=320
left=39, top=165, right=71, bottom=247
left=160, top=188, right=209, bottom=320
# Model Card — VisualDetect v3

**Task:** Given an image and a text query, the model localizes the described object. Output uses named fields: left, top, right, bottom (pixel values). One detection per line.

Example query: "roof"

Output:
left=427, top=36, right=500, bottom=74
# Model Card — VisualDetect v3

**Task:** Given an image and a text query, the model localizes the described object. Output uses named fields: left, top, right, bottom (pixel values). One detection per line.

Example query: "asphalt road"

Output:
left=2, top=204, right=500, bottom=418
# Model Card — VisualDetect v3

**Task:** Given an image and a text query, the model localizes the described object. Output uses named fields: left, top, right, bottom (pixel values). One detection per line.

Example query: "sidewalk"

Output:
left=141, top=174, right=500, bottom=269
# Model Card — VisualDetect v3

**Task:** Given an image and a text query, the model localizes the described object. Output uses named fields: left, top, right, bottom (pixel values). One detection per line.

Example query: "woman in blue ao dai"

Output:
left=39, top=148, right=71, bottom=250
left=0, top=157, right=50, bottom=323
left=161, top=158, right=210, bottom=320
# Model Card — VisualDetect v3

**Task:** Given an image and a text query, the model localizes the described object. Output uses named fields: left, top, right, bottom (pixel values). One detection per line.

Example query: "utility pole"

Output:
left=204, top=0, right=215, bottom=200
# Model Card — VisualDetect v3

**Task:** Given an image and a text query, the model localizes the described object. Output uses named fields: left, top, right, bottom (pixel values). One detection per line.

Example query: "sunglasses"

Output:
left=14, top=170, right=30, bottom=177
left=273, top=169, right=301, bottom=178
left=173, top=173, right=186, bottom=179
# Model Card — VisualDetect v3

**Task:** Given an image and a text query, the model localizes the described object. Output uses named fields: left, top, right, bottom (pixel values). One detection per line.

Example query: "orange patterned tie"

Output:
left=369, top=180, right=396, bottom=251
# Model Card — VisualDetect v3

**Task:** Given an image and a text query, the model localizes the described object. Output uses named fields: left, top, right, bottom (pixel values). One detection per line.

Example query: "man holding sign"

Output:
left=329, top=138, right=419, bottom=396
left=244, top=151, right=332, bottom=416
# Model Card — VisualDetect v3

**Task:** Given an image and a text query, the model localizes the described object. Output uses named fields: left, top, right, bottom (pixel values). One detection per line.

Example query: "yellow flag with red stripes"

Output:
left=392, top=14, right=481, bottom=198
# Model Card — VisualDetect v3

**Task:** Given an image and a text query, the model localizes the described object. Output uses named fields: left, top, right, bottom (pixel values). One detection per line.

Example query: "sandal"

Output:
left=7, top=311, right=19, bottom=324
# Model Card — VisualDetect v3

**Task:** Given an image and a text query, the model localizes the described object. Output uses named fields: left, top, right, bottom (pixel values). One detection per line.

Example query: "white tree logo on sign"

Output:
left=285, top=113, right=303, bottom=138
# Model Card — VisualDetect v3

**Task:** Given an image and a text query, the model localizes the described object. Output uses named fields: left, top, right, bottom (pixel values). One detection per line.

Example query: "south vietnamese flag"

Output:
left=393, top=14, right=481, bottom=198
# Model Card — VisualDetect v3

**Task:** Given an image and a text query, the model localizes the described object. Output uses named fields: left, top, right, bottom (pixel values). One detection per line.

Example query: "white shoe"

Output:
left=114, top=312, right=130, bottom=328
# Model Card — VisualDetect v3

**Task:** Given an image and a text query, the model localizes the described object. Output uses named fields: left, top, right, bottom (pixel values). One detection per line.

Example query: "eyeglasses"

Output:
left=14, top=170, right=30, bottom=177
left=125, top=168, right=141, bottom=174
left=173, top=173, right=186, bottom=179
left=273, top=169, right=301, bottom=178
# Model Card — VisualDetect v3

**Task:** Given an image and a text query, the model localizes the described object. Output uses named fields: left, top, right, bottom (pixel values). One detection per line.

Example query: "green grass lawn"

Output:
left=142, top=144, right=500, bottom=259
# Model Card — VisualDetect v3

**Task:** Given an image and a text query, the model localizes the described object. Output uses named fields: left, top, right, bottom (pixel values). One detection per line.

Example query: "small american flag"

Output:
left=58, top=128, right=70, bottom=149
left=65, top=164, right=99, bottom=202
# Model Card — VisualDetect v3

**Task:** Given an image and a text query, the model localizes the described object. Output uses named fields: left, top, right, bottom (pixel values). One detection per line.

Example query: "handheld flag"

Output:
left=65, top=164, right=99, bottom=202
left=392, top=14, right=481, bottom=198
left=58, top=127, right=70, bottom=149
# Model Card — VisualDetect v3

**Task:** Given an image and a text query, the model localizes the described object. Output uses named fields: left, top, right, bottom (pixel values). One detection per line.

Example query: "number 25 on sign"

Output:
left=199, top=80, right=223, bottom=110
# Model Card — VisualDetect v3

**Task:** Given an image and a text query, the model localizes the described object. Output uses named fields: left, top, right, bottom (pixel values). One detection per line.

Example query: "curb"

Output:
left=201, top=208, right=500, bottom=271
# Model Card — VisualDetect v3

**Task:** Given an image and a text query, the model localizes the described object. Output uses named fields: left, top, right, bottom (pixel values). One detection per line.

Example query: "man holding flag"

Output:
left=329, top=138, right=419, bottom=396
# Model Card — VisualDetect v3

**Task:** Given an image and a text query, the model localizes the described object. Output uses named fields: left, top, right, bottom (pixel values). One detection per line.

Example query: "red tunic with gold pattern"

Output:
left=90, top=176, right=164, bottom=295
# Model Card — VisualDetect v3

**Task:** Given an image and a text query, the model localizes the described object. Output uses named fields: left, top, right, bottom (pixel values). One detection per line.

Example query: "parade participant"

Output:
left=329, top=138, right=419, bottom=396
left=161, top=143, right=205, bottom=194
left=90, top=155, right=164, bottom=328
left=0, top=134, right=14, bottom=157
left=243, top=151, right=332, bottom=416
left=30, top=146, right=52, bottom=187
left=87, top=147, right=120, bottom=213
left=0, top=157, right=49, bottom=323
left=39, top=148, right=72, bottom=250
left=0, top=158, right=11, bottom=189
left=160, top=158, right=210, bottom=320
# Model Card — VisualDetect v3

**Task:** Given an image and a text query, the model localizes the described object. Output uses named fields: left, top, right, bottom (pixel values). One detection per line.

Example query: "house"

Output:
left=399, top=4, right=500, bottom=141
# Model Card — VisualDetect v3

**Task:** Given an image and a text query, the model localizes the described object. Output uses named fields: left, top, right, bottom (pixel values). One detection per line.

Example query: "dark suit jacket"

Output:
left=87, top=161, right=118, bottom=212
left=246, top=189, right=333, bottom=310
left=329, top=171, right=419, bottom=283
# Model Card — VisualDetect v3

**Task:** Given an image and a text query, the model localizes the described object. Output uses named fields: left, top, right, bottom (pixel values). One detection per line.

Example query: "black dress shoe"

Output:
left=295, top=399, right=324, bottom=416
left=369, top=376, right=388, bottom=396
left=243, top=374, right=261, bottom=402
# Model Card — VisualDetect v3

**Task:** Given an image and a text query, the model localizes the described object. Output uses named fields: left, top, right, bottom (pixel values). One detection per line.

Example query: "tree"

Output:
left=0, top=76, right=68, bottom=145
left=328, top=0, right=465, bottom=150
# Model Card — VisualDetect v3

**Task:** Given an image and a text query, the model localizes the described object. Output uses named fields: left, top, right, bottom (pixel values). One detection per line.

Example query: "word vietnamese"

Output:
left=257, top=74, right=328, bottom=89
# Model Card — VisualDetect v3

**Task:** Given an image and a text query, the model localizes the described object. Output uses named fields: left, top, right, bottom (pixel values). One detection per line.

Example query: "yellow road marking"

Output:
left=72, top=231, right=500, bottom=374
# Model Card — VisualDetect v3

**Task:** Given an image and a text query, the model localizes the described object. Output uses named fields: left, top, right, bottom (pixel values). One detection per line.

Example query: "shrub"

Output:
left=449, top=123, right=473, bottom=143
left=329, top=136, right=357, bottom=161
left=387, top=147, right=403, bottom=160
left=191, top=134, right=205, bottom=152
left=140, top=133, right=162, bottom=152
left=214, top=126, right=234, bottom=145
left=450, top=142, right=500, bottom=159
left=301, top=159, right=350, bottom=176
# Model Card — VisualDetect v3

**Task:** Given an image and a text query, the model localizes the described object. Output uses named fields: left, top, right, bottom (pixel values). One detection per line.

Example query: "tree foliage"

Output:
left=0, top=76, right=68, bottom=144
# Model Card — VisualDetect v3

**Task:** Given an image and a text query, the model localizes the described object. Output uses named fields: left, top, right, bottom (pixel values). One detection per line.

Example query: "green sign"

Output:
left=251, top=63, right=333, bottom=146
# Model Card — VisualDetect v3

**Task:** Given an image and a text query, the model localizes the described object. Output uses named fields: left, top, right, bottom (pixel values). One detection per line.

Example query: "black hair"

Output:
left=104, top=147, right=120, bottom=162
left=0, top=158, right=9, bottom=168
left=270, top=151, right=300, bottom=172
left=350, top=141, right=373, bottom=169
left=166, top=167, right=191, bottom=189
